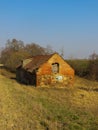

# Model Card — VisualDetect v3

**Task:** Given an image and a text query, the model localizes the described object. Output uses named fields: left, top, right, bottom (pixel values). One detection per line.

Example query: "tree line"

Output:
left=0, top=39, right=53, bottom=72
left=67, top=53, right=98, bottom=81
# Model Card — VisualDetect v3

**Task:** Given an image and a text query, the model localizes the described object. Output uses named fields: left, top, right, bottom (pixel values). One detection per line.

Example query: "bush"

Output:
left=66, top=59, right=89, bottom=77
left=88, top=59, right=98, bottom=80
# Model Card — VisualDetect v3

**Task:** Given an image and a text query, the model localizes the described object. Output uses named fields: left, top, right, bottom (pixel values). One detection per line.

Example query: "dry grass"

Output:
left=0, top=69, right=98, bottom=130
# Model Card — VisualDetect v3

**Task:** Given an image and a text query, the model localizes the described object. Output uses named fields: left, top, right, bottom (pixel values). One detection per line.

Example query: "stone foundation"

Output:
left=36, top=74, right=73, bottom=87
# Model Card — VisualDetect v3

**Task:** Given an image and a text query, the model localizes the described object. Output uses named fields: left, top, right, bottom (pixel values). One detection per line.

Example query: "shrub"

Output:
left=66, top=59, right=89, bottom=77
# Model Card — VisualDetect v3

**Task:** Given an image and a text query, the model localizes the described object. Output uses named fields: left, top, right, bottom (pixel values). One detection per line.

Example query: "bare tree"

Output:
left=46, top=45, right=53, bottom=54
left=60, top=46, right=65, bottom=58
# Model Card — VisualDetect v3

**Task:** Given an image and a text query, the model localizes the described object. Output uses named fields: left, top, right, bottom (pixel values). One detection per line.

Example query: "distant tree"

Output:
left=89, top=52, right=98, bottom=60
left=0, top=39, right=28, bottom=71
left=25, top=43, right=47, bottom=56
left=88, top=52, right=98, bottom=80
left=60, top=46, right=65, bottom=58
left=45, top=45, right=53, bottom=54
left=5, top=50, right=30, bottom=71
left=6, top=39, right=24, bottom=51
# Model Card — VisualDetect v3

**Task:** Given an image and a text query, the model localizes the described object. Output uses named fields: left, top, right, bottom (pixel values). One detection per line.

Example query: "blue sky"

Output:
left=0, top=0, right=98, bottom=58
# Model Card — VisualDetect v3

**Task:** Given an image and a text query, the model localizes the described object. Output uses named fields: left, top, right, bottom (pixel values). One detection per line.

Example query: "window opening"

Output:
left=52, top=63, right=59, bottom=73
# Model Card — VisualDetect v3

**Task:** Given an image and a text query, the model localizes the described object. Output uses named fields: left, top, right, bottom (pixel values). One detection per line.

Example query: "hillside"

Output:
left=0, top=70, right=98, bottom=130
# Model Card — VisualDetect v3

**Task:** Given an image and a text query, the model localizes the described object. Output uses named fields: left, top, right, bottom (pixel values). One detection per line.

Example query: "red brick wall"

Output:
left=36, top=54, right=74, bottom=86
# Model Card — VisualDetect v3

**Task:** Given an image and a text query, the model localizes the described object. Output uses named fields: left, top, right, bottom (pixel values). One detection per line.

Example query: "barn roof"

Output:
left=23, top=54, right=54, bottom=72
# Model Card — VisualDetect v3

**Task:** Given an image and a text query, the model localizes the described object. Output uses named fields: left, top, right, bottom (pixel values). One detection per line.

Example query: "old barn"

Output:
left=16, top=53, right=74, bottom=87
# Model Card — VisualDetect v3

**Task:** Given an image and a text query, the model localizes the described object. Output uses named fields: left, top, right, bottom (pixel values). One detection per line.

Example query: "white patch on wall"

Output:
left=56, top=75, right=63, bottom=81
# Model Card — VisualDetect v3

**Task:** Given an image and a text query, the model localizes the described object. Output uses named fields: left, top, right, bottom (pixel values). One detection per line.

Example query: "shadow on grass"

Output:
left=79, top=87, right=90, bottom=91
left=10, top=77, right=16, bottom=80
left=79, top=87, right=98, bottom=92
left=93, top=88, right=98, bottom=92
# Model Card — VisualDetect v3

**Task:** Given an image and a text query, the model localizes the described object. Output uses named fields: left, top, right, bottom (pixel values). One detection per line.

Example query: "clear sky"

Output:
left=0, top=0, right=98, bottom=58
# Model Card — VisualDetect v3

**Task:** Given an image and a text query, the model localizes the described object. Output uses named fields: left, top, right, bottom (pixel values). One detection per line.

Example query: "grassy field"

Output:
left=0, top=69, right=98, bottom=130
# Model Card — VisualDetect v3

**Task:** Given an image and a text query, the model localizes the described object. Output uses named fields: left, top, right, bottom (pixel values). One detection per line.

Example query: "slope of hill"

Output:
left=0, top=70, right=98, bottom=130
